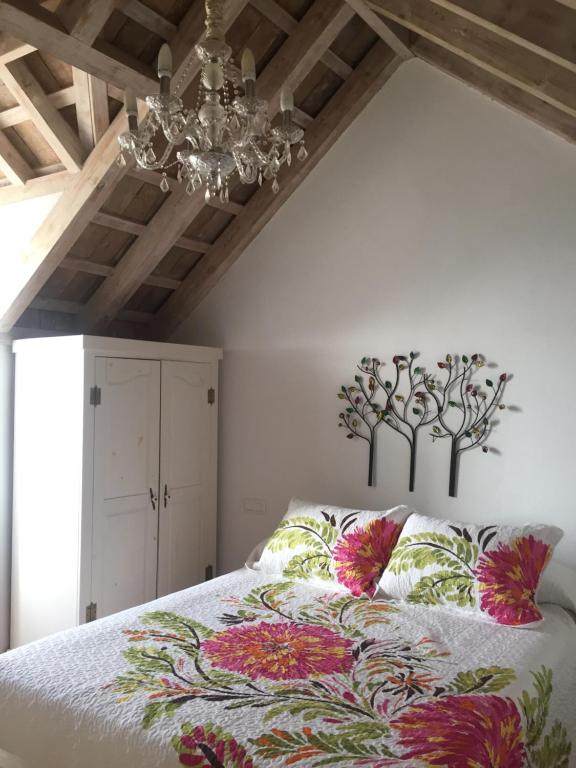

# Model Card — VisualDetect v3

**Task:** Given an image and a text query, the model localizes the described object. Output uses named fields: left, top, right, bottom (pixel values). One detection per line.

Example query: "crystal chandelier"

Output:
left=117, top=0, right=307, bottom=202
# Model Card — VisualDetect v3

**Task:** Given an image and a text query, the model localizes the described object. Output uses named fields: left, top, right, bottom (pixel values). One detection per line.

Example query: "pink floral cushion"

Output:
left=380, top=513, right=564, bottom=626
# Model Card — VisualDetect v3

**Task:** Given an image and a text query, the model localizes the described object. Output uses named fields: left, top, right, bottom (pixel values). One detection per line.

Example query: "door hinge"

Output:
left=85, top=602, right=97, bottom=623
left=207, top=387, right=215, bottom=405
left=89, top=386, right=101, bottom=406
left=205, top=564, right=214, bottom=581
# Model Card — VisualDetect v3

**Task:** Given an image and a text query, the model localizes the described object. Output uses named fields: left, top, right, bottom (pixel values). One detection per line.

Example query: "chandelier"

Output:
left=117, top=0, right=307, bottom=202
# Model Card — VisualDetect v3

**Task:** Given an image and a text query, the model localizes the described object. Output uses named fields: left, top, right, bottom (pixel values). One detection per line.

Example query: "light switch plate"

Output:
left=243, top=498, right=267, bottom=516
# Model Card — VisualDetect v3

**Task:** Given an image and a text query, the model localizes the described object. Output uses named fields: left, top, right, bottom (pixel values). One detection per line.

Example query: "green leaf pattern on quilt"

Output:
left=387, top=531, right=478, bottom=607
left=520, top=667, right=572, bottom=767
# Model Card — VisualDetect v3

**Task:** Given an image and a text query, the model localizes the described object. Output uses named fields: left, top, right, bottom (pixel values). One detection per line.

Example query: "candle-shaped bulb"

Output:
left=157, top=43, right=173, bottom=78
left=241, top=48, right=256, bottom=81
left=280, top=86, right=294, bottom=113
left=124, top=89, right=137, bottom=115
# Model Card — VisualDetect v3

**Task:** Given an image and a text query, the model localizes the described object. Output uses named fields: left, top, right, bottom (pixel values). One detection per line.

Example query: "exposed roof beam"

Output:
left=1, top=58, right=86, bottom=171
left=29, top=297, right=155, bottom=325
left=257, top=0, right=355, bottom=117
left=123, top=0, right=178, bottom=41
left=61, top=257, right=185, bottom=289
left=0, top=129, right=33, bottom=184
left=0, top=85, right=75, bottom=128
left=427, top=0, right=576, bottom=74
left=0, top=170, right=74, bottom=203
left=249, top=0, right=354, bottom=79
left=0, top=108, right=130, bottom=332
left=80, top=0, right=345, bottom=333
left=73, top=69, right=109, bottom=151
left=56, top=0, right=118, bottom=45
left=367, top=0, right=576, bottom=118
left=0, top=0, right=157, bottom=97
left=416, top=38, right=576, bottom=145
left=92, top=210, right=211, bottom=252
left=344, top=0, right=412, bottom=59
left=148, top=42, right=402, bottom=340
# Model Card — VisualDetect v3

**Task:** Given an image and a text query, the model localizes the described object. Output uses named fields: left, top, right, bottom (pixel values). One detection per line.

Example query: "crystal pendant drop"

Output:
left=116, top=153, right=126, bottom=167
left=186, top=181, right=193, bottom=195
left=272, top=177, right=279, bottom=194
left=160, top=173, right=170, bottom=193
left=205, top=187, right=211, bottom=202
left=258, top=171, right=263, bottom=187
left=145, top=148, right=156, bottom=164
left=286, top=150, right=292, bottom=167
left=298, top=143, right=308, bottom=161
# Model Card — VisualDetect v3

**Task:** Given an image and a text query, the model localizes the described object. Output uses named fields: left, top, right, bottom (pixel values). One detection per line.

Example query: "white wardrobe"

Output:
left=11, top=336, right=221, bottom=647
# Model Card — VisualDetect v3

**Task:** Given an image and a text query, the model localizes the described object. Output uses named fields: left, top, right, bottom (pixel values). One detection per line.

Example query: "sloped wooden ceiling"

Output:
left=0, top=0, right=574, bottom=339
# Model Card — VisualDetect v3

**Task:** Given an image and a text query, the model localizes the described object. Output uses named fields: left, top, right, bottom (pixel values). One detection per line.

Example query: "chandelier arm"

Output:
left=134, top=141, right=178, bottom=172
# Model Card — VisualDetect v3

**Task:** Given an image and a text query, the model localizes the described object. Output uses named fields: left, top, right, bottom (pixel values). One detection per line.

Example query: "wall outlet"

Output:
left=243, top=498, right=267, bottom=516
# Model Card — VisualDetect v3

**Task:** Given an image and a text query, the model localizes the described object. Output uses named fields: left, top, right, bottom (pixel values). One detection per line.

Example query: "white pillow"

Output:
left=538, top=561, right=576, bottom=614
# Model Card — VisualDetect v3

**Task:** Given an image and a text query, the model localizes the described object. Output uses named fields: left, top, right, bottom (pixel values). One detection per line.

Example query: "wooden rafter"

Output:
left=367, top=0, right=576, bottom=118
left=0, top=0, right=157, bottom=97
left=427, top=0, right=576, bottom=74
left=123, top=0, right=178, bottom=41
left=0, top=85, right=76, bottom=129
left=0, top=129, right=33, bottom=184
left=79, top=0, right=351, bottom=333
left=0, top=58, right=86, bottom=171
left=148, top=42, right=402, bottom=340
left=416, top=39, right=576, bottom=145
left=73, top=69, right=109, bottom=151
left=0, top=171, right=75, bottom=203
left=344, top=0, right=412, bottom=59
left=56, top=0, right=118, bottom=45
left=249, top=0, right=354, bottom=80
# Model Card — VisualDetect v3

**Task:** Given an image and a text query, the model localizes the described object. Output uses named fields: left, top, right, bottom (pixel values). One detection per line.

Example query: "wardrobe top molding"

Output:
left=11, top=335, right=223, bottom=363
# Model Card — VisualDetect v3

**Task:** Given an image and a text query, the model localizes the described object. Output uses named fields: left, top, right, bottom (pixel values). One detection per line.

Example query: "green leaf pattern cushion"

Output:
left=256, top=499, right=412, bottom=595
left=379, top=512, right=563, bottom=626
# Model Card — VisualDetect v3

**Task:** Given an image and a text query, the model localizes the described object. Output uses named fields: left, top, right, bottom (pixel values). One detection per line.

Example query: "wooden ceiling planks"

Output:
left=0, top=0, right=572, bottom=338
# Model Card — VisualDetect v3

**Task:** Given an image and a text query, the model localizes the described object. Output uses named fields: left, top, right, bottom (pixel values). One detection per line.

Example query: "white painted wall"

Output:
left=174, top=60, right=576, bottom=573
left=0, top=336, right=13, bottom=651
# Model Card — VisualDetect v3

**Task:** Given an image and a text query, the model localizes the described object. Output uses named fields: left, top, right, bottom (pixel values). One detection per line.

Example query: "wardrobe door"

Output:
left=92, top=357, right=160, bottom=619
left=158, top=361, right=216, bottom=597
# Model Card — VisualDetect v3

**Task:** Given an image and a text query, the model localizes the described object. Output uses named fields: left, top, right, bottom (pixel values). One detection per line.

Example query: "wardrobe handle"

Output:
left=149, top=488, right=157, bottom=511
left=163, top=483, right=171, bottom=508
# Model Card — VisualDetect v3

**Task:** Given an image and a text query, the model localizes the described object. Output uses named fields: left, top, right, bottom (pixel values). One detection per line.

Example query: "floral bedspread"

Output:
left=0, top=569, right=575, bottom=768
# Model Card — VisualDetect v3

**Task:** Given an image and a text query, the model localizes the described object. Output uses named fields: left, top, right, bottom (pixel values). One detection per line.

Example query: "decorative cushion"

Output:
left=380, top=512, right=563, bottom=626
left=257, top=498, right=413, bottom=596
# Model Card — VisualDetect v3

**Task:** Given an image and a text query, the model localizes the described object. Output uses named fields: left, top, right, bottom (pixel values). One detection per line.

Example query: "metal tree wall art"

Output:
left=357, top=353, right=439, bottom=492
left=337, top=352, right=510, bottom=496
left=337, top=371, right=384, bottom=486
left=423, top=354, right=508, bottom=497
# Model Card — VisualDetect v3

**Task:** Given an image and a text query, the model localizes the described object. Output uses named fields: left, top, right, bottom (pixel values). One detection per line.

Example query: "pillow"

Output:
left=257, top=498, right=413, bottom=597
left=380, top=512, right=563, bottom=627
left=538, top=561, right=576, bottom=615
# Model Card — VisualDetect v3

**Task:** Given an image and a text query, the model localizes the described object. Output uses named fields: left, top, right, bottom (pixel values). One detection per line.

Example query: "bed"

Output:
left=0, top=567, right=575, bottom=768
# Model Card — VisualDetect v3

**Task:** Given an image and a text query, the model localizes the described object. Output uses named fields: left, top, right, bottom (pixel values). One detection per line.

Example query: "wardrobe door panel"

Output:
left=92, top=357, right=160, bottom=619
left=158, top=361, right=216, bottom=597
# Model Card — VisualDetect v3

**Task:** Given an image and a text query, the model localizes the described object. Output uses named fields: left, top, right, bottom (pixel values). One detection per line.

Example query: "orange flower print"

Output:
left=333, top=518, right=402, bottom=597
left=475, top=535, right=552, bottom=626
left=202, top=621, right=354, bottom=680
left=391, top=694, right=525, bottom=767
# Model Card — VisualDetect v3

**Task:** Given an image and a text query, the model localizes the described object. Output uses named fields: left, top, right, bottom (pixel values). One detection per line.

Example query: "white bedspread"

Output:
left=0, top=568, right=575, bottom=767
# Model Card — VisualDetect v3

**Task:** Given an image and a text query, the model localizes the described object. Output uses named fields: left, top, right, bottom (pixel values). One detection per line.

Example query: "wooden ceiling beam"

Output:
left=415, top=38, right=576, bottom=145
left=92, top=210, right=211, bottom=252
left=249, top=0, right=353, bottom=79
left=79, top=0, right=344, bottom=333
left=427, top=0, right=576, bottom=74
left=0, top=170, right=74, bottom=204
left=344, top=0, right=412, bottom=59
left=61, top=257, right=185, bottom=290
left=1, top=58, right=86, bottom=171
left=73, top=69, right=109, bottom=151
left=367, top=0, right=576, bottom=119
left=147, top=42, right=402, bottom=340
left=0, top=0, right=157, bottom=97
left=0, top=129, right=33, bottom=184
left=0, top=85, right=76, bottom=129
left=56, top=0, right=118, bottom=45
left=257, top=0, right=355, bottom=117
left=122, top=0, right=178, bottom=41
